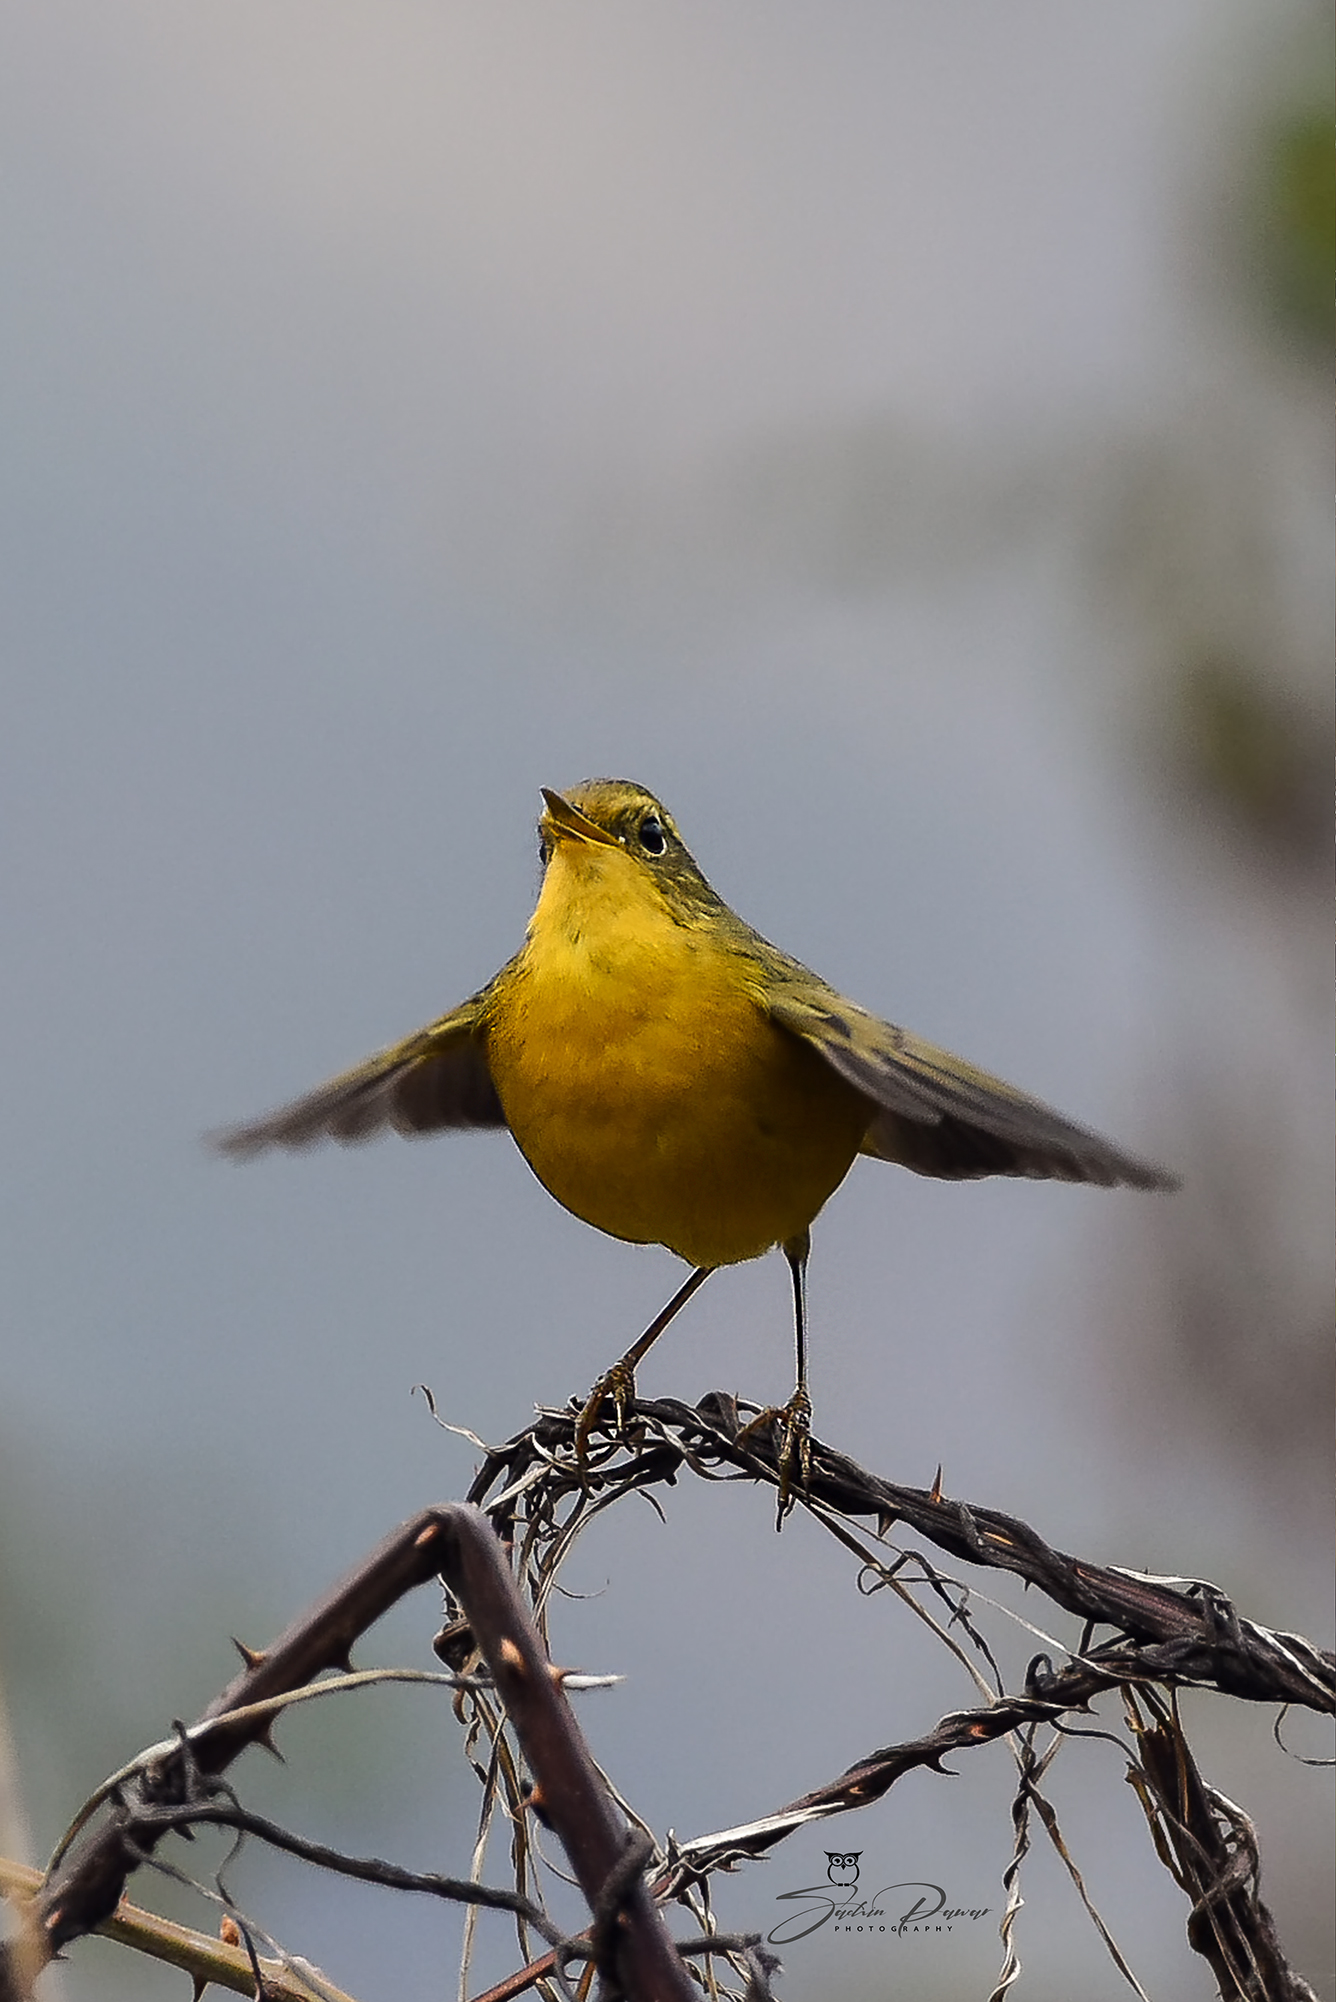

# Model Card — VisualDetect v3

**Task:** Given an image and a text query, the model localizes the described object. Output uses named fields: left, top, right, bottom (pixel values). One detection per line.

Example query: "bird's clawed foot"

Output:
left=572, top=1356, right=640, bottom=1462
left=736, top=1383, right=812, bottom=1521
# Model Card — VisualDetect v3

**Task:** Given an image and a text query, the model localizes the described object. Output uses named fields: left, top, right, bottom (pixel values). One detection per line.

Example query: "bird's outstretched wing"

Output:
left=211, top=988, right=507, bottom=1156
left=768, top=991, right=1177, bottom=1190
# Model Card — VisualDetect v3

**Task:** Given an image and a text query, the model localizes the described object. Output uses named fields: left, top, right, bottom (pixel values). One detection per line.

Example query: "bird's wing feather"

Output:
left=767, top=990, right=1176, bottom=1190
left=211, top=989, right=507, bottom=1156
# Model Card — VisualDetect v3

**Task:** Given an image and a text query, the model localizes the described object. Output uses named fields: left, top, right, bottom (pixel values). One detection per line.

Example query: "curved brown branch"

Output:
left=17, top=1507, right=695, bottom=2002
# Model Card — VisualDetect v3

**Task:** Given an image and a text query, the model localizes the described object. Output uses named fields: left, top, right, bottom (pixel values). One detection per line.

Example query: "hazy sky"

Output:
left=3, top=7, right=1328, bottom=2000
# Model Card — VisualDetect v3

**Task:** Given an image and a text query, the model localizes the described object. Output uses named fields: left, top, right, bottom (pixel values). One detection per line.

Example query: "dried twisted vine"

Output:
left=2, top=1387, right=1329, bottom=2002
left=468, top=1391, right=1336, bottom=1714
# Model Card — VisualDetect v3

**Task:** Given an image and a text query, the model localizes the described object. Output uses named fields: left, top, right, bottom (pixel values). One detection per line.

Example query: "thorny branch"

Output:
left=2, top=1389, right=1330, bottom=2002
left=465, top=1392, right=1334, bottom=1712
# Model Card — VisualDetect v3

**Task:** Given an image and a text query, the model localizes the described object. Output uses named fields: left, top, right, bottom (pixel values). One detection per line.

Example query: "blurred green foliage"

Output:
left=1253, top=100, right=1334, bottom=351
left=1174, top=654, right=1329, bottom=860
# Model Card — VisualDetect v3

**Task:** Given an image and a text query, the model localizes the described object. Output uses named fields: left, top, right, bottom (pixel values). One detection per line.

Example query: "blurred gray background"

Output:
left=1, top=4, right=1331, bottom=1999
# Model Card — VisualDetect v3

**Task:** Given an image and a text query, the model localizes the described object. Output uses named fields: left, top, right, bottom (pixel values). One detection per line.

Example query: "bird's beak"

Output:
left=539, top=788, right=620, bottom=848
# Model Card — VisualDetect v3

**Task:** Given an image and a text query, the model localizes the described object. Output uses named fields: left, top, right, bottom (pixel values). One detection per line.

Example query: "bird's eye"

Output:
left=638, top=816, right=667, bottom=856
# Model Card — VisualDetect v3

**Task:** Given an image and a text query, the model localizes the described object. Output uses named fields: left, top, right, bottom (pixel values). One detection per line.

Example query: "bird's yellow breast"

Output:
left=483, top=842, right=871, bottom=1268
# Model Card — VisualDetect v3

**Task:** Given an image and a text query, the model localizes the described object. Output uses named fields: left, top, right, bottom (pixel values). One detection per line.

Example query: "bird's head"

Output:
left=535, top=780, right=726, bottom=929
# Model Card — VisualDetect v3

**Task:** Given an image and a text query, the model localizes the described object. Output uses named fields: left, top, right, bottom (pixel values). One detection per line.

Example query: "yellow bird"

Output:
left=217, top=779, right=1176, bottom=1474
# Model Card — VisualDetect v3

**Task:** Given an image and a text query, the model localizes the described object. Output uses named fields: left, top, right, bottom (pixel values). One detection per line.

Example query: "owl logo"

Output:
left=825, top=1851, right=862, bottom=1888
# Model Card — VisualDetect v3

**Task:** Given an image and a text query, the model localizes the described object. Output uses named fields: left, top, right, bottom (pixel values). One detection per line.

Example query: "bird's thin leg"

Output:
left=575, top=1264, right=716, bottom=1455
left=787, top=1231, right=810, bottom=1408
left=777, top=1231, right=813, bottom=1507
left=735, top=1229, right=813, bottom=1518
